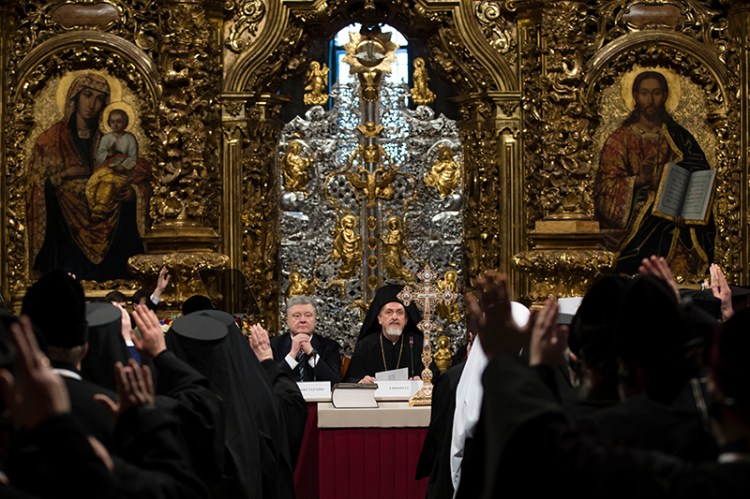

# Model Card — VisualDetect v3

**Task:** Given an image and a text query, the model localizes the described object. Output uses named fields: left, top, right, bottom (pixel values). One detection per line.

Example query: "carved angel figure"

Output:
left=331, top=213, right=362, bottom=279
left=433, top=334, right=453, bottom=373
left=381, top=216, right=413, bottom=281
left=286, top=270, right=316, bottom=298
left=304, top=61, right=330, bottom=106
left=282, top=140, right=313, bottom=193
left=424, top=145, right=460, bottom=198
left=410, top=57, right=436, bottom=105
left=436, top=270, right=461, bottom=324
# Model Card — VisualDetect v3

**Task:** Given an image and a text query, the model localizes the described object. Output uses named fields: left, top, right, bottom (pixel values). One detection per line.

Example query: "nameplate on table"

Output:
left=374, top=380, right=422, bottom=401
left=297, top=381, right=332, bottom=402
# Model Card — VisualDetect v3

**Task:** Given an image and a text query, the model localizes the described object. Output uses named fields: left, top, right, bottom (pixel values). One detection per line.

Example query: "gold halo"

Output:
left=55, top=70, right=122, bottom=114
left=101, top=101, right=136, bottom=133
left=620, top=66, right=680, bottom=114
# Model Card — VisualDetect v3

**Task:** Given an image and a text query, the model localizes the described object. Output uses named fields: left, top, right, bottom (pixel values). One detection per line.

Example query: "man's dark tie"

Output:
left=297, top=350, right=306, bottom=382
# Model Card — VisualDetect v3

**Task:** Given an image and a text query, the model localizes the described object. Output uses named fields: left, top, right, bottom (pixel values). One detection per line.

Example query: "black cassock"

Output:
left=344, top=331, right=440, bottom=383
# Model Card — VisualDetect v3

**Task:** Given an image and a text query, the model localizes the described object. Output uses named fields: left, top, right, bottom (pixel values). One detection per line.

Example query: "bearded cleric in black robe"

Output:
left=344, top=283, right=440, bottom=383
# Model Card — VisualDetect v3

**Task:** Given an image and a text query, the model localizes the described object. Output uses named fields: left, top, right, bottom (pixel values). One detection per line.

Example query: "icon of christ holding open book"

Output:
left=594, top=69, right=716, bottom=280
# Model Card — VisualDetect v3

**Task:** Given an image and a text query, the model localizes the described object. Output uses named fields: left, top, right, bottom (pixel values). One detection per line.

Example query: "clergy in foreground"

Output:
left=344, top=284, right=440, bottom=383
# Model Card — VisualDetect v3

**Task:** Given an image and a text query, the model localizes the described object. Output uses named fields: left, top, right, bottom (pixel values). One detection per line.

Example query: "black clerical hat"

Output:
left=169, top=313, right=229, bottom=341
left=21, top=270, right=88, bottom=348
left=679, top=288, right=721, bottom=321
left=568, top=274, right=628, bottom=364
left=614, top=274, right=693, bottom=367
left=357, top=283, right=423, bottom=341
left=85, top=301, right=121, bottom=328
left=182, top=294, right=216, bottom=315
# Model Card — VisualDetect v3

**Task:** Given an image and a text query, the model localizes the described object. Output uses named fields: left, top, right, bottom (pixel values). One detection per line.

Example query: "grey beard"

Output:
left=384, top=327, right=403, bottom=337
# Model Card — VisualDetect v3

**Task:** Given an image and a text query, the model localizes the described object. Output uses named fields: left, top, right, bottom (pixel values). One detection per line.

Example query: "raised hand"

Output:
left=155, top=266, right=171, bottom=296
left=464, top=270, right=527, bottom=359
left=0, top=315, right=70, bottom=429
left=248, top=324, right=273, bottom=362
left=708, top=263, right=734, bottom=321
left=638, top=255, right=680, bottom=299
left=96, top=358, right=155, bottom=415
left=131, top=303, right=166, bottom=358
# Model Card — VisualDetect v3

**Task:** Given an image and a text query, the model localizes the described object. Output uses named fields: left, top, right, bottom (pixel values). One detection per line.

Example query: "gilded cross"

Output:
left=397, top=264, right=459, bottom=406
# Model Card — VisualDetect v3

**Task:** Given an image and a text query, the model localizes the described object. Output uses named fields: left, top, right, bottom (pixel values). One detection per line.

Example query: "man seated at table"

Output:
left=271, top=295, right=342, bottom=384
left=344, top=284, right=440, bottom=384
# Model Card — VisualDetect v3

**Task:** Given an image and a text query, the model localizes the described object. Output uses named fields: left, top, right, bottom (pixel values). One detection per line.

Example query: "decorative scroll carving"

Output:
left=153, top=1, right=220, bottom=228
left=512, top=249, right=616, bottom=302
left=539, top=1, right=595, bottom=218
left=591, top=0, right=729, bottom=55
left=224, top=0, right=266, bottom=53
left=476, top=0, right=518, bottom=66
left=14, top=1, right=161, bottom=62
left=241, top=24, right=307, bottom=91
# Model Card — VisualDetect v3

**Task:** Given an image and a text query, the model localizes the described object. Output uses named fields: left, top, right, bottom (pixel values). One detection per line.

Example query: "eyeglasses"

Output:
left=380, top=308, right=405, bottom=317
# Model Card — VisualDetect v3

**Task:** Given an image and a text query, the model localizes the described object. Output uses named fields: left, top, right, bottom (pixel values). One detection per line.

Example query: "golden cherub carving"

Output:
left=286, top=270, right=317, bottom=298
left=433, top=335, right=453, bottom=373
left=304, top=61, right=330, bottom=106
left=282, top=140, right=313, bottom=193
left=435, top=270, right=461, bottom=324
left=331, top=213, right=362, bottom=279
left=410, top=57, right=436, bottom=105
left=381, top=216, right=413, bottom=281
left=424, top=145, right=460, bottom=198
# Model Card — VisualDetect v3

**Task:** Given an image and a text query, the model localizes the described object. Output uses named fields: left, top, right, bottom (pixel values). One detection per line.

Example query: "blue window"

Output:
left=331, top=23, right=410, bottom=88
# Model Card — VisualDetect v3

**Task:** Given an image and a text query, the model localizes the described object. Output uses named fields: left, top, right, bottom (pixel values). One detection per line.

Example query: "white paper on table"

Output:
left=296, top=381, right=332, bottom=402
left=375, top=367, right=409, bottom=381
left=374, top=380, right=423, bottom=401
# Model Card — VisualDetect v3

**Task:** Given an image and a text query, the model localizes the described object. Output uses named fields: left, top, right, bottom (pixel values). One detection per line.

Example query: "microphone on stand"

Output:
left=408, top=336, right=414, bottom=378
left=311, top=348, right=318, bottom=382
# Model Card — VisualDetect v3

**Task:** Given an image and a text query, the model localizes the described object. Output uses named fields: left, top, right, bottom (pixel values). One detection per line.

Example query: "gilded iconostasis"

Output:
left=0, top=0, right=748, bottom=354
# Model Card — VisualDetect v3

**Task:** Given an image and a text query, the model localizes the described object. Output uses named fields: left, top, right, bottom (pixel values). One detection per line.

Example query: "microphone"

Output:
left=311, top=348, right=318, bottom=382
left=408, top=336, right=414, bottom=378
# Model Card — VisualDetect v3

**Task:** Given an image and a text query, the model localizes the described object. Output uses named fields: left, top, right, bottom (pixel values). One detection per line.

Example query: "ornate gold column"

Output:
left=0, top=4, right=14, bottom=291
left=231, top=94, right=287, bottom=333
left=512, top=0, right=615, bottom=305
left=129, top=0, right=226, bottom=309
left=457, top=94, right=508, bottom=277
left=729, top=2, right=750, bottom=283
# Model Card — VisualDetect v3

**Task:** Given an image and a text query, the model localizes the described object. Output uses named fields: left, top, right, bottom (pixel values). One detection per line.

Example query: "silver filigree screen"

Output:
left=279, top=80, right=463, bottom=354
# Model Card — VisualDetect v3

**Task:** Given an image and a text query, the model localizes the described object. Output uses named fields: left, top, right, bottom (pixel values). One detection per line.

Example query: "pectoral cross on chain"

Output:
left=397, top=265, right=459, bottom=406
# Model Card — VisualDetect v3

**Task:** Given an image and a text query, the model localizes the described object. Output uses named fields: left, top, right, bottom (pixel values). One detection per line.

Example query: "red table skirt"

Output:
left=318, top=427, right=428, bottom=499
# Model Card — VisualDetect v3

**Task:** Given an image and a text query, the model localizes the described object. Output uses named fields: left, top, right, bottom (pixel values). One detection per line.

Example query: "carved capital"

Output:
left=128, top=251, right=230, bottom=307
left=512, top=248, right=616, bottom=304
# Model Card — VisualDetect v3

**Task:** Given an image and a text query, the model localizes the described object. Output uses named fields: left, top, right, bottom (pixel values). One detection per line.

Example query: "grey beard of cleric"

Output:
left=385, top=326, right=403, bottom=337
